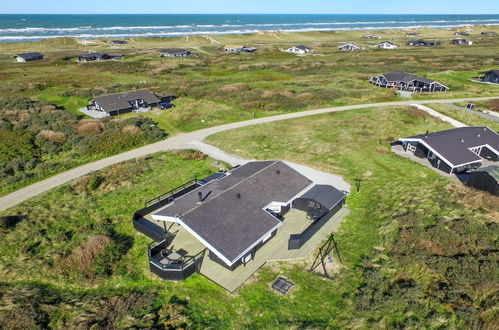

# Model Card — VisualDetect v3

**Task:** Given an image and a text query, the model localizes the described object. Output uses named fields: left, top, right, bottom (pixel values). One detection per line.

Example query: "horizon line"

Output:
left=1, top=13, right=498, bottom=15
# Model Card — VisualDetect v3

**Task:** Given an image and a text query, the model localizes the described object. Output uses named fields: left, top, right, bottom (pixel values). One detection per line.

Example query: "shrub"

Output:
left=37, top=130, right=66, bottom=143
left=87, top=175, right=103, bottom=191
left=76, top=120, right=104, bottom=135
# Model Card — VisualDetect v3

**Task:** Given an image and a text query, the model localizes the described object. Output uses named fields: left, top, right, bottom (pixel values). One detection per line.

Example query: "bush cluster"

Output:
left=0, top=98, right=166, bottom=192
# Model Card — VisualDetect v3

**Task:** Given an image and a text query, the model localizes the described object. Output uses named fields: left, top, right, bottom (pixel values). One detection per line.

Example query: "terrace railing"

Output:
left=148, top=239, right=205, bottom=281
left=132, top=179, right=205, bottom=241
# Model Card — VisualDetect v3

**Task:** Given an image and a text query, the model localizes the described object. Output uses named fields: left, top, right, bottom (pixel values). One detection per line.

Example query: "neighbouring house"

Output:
left=338, top=43, right=363, bottom=51
left=481, top=31, right=497, bottom=36
left=405, top=33, right=419, bottom=37
left=392, top=127, right=499, bottom=174
left=407, top=39, right=441, bottom=47
left=285, top=45, right=311, bottom=54
left=479, top=70, right=499, bottom=84
left=14, top=52, right=43, bottom=62
left=160, top=49, right=192, bottom=57
left=132, top=160, right=347, bottom=285
left=378, top=41, right=397, bottom=49
left=454, top=31, right=470, bottom=36
left=109, top=40, right=127, bottom=45
left=78, top=53, right=124, bottom=62
left=452, top=38, right=473, bottom=46
left=223, top=45, right=256, bottom=53
left=362, top=35, right=382, bottom=39
left=370, top=71, right=449, bottom=92
left=466, top=165, right=499, bottom=195
left=87, top=90, right=161, bottom=116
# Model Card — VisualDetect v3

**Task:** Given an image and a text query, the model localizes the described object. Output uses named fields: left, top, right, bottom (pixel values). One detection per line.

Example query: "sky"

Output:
left=0, top=0, right=498, bottom=15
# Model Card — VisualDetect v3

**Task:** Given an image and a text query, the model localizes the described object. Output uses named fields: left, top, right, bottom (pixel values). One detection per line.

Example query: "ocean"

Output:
left=1, top=14, right=499, bottom=43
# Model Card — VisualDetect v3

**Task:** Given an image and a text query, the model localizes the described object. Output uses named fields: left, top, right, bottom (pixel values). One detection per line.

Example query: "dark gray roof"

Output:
left=297, top=185, right=346, bottom=210
left=480, top=70, right=499, bottom=75
left=379, top=71, right=438, bottom=85
left=199, top=172, right=227, bottom=184
left=407, top=39, right=440, bottom=46
left=401, top=127, right=499, bottom=166
left=154, top=161, right=313, bottom=263
left=110, top=40, right=127, bottom=44
left=16, top=52, right=43, bottom=60
left=160, top=49, right=190, bottom=54
left=93, top=90, right=161, bottom=112
left=295, top=45, right=310, bottom=50
left=79, top=52, right=107, bottom=59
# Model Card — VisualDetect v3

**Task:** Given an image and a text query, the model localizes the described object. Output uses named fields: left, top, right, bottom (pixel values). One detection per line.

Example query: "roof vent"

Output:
left=236, top=193, right=241, bottom=199
left=477, top=133, right=481, bottom=138
left=197, top=191, right=203, bottom=203
left=460, top=138, right=464, bottom=143
left=425, top=130, right=429, bottom=138
left=276, top=170, right=281, bottom=174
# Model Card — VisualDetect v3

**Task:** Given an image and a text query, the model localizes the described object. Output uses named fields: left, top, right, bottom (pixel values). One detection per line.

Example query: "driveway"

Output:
left=186, top=141, right=351, bottom=191
left=1, top=96, right=497, bottom=212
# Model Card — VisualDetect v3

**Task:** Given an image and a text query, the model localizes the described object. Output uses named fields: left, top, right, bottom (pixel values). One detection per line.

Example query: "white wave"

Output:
left=1, top=22, right=499, bottom=42
left=2, top=18, right=499, bottom=34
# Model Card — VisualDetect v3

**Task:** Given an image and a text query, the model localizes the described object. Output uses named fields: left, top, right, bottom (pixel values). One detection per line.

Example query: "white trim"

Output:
left=151, top=213, right=282, bottom=267
left=230, top=214, right=282, bottom=266
left=399, top=138, right=481, bottom=168
left=399, top=138, right=499, bottom=168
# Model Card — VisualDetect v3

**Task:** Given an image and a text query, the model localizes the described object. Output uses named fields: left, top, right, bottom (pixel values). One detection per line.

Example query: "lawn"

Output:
left=206, top=105, right=499, bottom=328
left=428, top=103, right=499, bottom=131
left=0, top=106, right=497, bottom=328
left=1, top=28, right=499, bottom=195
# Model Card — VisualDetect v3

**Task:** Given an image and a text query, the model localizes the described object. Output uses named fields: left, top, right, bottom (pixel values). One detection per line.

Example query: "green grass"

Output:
left=1, top=106, right=497, bottom=328
left=1, top=28, right=498, bottom=196
left=206, top=105, right=499, bottom=328
left=428, top=103, right=499, bottom=131
left=36, top=93, right=89, bottom=116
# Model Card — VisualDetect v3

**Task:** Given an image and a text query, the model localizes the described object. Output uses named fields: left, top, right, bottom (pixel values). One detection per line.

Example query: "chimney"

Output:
left=197, top=191, right=203, bottom=202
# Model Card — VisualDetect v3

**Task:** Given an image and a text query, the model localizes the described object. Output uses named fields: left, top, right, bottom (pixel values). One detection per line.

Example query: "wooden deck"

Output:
left=200, top=208, right=349, bottom=292
left=141, top=207, right=349, bottom=292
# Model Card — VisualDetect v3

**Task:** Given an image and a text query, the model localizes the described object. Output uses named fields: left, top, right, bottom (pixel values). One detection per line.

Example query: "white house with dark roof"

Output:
left=338, top=43, right=363, bottom=51
left=393, top=127, right=499, bottom=174
left=285, top=45, right=311, bottom=54
left=14, top=52, right=43, bottom=62
left=452, top=38, right=473, bottom=46
left=378, top=41, right=397, bottom=49
left=370, top=71, right=448, bottom=92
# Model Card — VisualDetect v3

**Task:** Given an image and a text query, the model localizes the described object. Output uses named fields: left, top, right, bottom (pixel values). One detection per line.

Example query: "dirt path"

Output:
left=1, top=96, right=497, bottom=212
